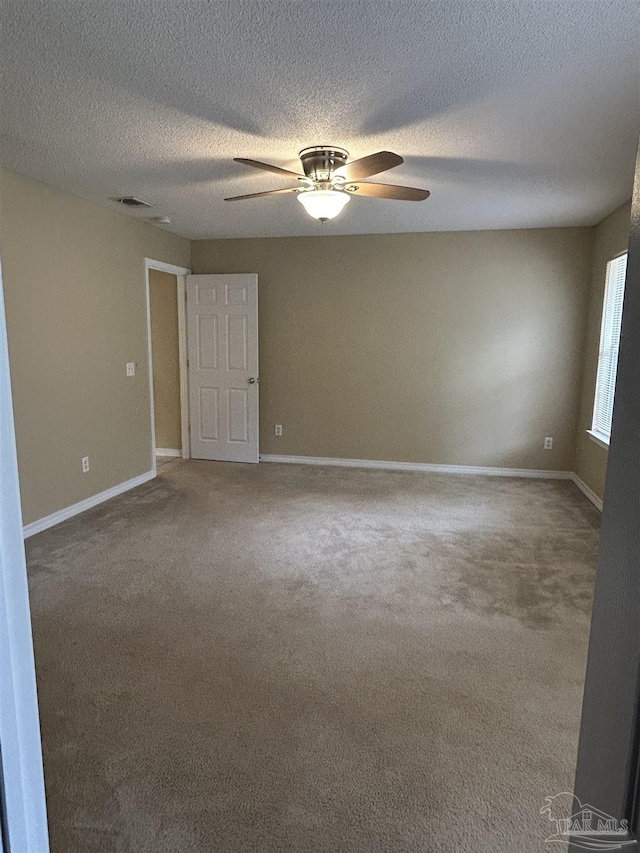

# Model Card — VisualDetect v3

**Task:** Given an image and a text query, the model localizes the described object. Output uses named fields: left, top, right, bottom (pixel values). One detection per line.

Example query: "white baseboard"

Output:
left=155, top=448, right=182, bottom=457
left=23, top=470, right=156, bottom=538
left=22, top=459, right=602, bottom=540
left=261, top=454, right=603, bottom=511
left=570, top=473, right=603, bottom=511
left=259, top=454, right=573, bottom=480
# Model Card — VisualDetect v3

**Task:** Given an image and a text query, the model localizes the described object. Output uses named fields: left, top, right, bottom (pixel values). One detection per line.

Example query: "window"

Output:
left=591, top=252, right=628, bottom=445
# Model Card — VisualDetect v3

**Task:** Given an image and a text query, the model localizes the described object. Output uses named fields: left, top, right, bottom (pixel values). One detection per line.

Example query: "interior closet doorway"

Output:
left=144, top=259, right=190, bottom=471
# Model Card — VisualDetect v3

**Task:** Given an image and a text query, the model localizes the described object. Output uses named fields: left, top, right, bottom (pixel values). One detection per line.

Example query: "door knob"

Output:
left=248, top=377, right=258, bottom=384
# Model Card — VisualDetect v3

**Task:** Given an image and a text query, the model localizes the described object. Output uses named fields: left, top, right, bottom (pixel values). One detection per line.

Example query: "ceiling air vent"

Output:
left=111, top=196, right=154, bottom=208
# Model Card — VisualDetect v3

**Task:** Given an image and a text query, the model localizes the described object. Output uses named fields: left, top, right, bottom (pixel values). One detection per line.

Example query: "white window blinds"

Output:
left=592, top=252, right=628, bottom=441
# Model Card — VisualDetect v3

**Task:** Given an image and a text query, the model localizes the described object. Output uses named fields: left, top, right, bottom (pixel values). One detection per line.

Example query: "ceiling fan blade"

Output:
left=234, top=157, right=305, bottom=180
left=347, top=182, right=430, bottom=201
left=224, top=187, right=300, bottom=201
left=336, top=151, right=403, bottom=181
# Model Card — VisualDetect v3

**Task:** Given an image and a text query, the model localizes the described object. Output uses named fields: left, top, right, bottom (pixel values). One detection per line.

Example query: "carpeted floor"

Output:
left=25, top=461, right=599, bottom=853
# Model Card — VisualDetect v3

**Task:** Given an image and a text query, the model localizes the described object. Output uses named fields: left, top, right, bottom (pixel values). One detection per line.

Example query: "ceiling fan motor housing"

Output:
left=299, top=146, right=349, bottom=182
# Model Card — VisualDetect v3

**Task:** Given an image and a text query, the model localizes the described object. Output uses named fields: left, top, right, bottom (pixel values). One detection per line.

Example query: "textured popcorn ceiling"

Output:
left=1, top=0, right=638, bottom=239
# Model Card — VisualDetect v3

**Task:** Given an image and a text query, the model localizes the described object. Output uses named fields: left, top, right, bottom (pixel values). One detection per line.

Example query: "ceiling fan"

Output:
left=225, top=147, right=430, bottom=222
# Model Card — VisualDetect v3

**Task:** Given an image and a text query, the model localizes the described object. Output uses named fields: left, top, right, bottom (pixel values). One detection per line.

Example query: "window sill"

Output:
left=587, top=429, right=610, bottom=450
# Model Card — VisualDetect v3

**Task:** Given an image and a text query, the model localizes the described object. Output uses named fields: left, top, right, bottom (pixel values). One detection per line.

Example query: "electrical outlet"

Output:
left=82, top=456, right=90, bottom=473
left=275, top=424, right=282, bottom=436
left=544, top=437, right=553, bottom=450
left=126, top=362, right=135, bottom=377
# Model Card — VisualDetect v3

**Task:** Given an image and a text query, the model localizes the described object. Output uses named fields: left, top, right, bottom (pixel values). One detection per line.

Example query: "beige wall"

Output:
left=574, top=202, right=632, bottom=500
left=0, top=169, right=190, bottom=525
left=192, top=228, right=593, bottom=470
left=2, top=165, right=621, bottom=524
left=149, top=270, right=182, bottom=451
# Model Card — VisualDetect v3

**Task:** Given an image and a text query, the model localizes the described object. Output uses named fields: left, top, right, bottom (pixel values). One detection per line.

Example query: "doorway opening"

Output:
left=144, top=259, right=191, bottom=473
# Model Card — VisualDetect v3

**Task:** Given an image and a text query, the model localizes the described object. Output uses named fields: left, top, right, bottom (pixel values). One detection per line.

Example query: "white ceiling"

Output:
left=1, top=1, right=638, bottom=239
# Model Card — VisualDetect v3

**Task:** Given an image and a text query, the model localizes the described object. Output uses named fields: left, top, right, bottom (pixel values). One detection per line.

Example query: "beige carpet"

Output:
left=26, top=461, right=599, bottom=853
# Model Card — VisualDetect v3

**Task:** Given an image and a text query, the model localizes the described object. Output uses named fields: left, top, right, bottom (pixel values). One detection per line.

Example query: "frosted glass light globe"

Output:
left=297, top=189, right=350, bottom=222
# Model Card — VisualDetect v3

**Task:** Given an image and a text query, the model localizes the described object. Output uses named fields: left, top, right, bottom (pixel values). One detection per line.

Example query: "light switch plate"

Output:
left=126, top=362, right=135, bottom=376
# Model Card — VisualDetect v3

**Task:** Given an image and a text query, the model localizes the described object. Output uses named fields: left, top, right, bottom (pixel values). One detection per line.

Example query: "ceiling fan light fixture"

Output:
left=227, top=148, right=430, bottom=213
left=297, top=188, right=350, bottom=222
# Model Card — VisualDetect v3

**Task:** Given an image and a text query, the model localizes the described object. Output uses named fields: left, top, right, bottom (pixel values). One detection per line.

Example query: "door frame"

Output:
left=144, top=258, right=191, bottom=472
left=0, top=259, right=49, bottom=852
left=571, top=149, right=639, bottom=847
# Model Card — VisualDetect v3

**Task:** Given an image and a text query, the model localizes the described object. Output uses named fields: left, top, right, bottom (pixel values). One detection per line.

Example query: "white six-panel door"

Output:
left=187, top=274, right=258, bottom=463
